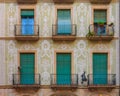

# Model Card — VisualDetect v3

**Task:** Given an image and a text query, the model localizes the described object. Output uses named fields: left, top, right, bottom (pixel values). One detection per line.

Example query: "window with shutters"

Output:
left=15, top=5, right=39, bottom=40
left=91, top=5, right=109, bottom=24
left=91, top=5, right=109, bottom=36
left=55, top=5, right=73, bottom=35
left=94, top=9, right=107, bottom=25
left=21, top=9, right=34, bottom=35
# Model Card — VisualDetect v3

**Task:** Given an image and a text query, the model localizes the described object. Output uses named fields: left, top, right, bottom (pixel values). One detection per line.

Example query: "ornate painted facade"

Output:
left=0, top=0, right=119, bottom=96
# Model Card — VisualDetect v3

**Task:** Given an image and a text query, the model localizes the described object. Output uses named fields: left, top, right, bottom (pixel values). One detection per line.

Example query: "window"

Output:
left=56, top=53, right=71, bottom=85
left=55, top=5, right=73, bottom=35
left=91, top=5, right=109, bottom=36
left=20, top=53, right=35, bottom=84
left=57, top=9, right=71, bottom=35
left=18, top=5, right=36, bottom=36
left=94, top=9, right=107, bottom=35
left=21, top=9, right=34, bottom=35
left=93, top=53, right=108, bottom=85
left=94, top=9, right=107, bottom=24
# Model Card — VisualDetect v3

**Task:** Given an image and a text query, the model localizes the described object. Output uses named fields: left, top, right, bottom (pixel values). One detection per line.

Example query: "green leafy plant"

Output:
left=98, top=22, right=105, bottom=26
left=86, top=31, right=95, bottom=38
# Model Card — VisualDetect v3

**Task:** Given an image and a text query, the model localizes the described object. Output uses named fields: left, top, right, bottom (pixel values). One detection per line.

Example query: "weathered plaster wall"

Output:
left=5, top=40, right=116, bottom=85
left=0, top=0, right=119, bottom=96
left=0, top=0, right=118, bottom=37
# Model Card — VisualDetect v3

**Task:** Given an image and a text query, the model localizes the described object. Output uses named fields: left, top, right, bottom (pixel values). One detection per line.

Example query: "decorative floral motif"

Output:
left=76, top=3, right=89, bottom=36
left=7, top=41, right=17, bottom=84
left=40, top=40, right=52, bottom=85
left=7, top=3, right=17, bottom=36
left=75, top=40, right=88, bottom=85
left=20, top=42, right=35, bottom=50
left=40, top=3, right=53, bottom=36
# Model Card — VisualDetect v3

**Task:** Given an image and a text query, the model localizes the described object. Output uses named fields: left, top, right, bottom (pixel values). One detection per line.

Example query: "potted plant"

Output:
left=98, top=22, right=104, bottom=27
left=86, top=31, right=95, bottom=39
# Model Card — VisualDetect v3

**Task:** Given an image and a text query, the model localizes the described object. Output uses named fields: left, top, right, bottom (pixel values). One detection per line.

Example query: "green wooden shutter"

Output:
left=57, top=9, right=71, bottom=34
left=57, top=53, right=71, bottom=85
left=93, top=53, right=107, bottom=85
left=94, top=10, right=107, bottom=23
left=20, top=53, right=35, bottom=84
left=21, top=10, right=34, bottom=17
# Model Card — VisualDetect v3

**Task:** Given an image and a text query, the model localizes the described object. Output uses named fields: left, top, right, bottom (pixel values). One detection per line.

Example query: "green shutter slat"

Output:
left=57, top=53, right=71, bottom=85
left=21, top=10, right=34, bottom=17
left=93, top=53, right=107, bottom=85
left=94, top=10, right=107, bottom=23
left=57, top=9, right=71, bottom=34
left=20, top=53, right=35, bottom=84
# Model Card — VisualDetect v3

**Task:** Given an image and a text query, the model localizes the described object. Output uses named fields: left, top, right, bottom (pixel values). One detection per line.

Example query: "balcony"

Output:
left=53, top=0, right=74, bottom=3
left=17, top=0, right=37, bottom=4
left=15, top=24, right=39, bottom=41
left=13, top=74, right=40, bottom=88
left=51, top=74, right=78, bottom=90
left=52, top=24, right=76, bottom=41
left=88, top=74, right=116, bottom=90
left=90, top=0, right=112, bottom=4
left=86, top=24, right=114, bottom=41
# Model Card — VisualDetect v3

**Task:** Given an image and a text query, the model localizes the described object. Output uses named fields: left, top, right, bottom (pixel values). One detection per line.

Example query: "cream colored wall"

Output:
left=0, top=0, right=118, bottom=37
left=0, top=0, right=119, bottom=96
left=4, top=39, right=117, bottom=85
left=0, top=0, right=119, bottom=86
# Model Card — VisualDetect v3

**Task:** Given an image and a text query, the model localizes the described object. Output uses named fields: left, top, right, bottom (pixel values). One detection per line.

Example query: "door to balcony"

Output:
left=20, top=53, right=35, bottom=85
left=57, top=9, right=71, bottom=35
left=21, top=10, right=34, bottom=35
left=56, top=53, right=71, bottom=85
left=93, top=53, right=108, bottom=85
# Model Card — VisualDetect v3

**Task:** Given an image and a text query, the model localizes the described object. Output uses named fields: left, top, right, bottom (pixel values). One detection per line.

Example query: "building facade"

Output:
left=0, top=0, right=119, bottom=96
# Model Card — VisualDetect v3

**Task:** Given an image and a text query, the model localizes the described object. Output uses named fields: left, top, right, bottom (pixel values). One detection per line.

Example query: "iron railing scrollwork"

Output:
left=51, top=74, right=78, bottom=86
left=88, top=74, right=116, bottom=86
left=88, top=24, right=114, bottom=36
left=15, top=24, right=39, bottom=37
left=52, top=24, right=77, bottom=36
left=13, top=74, right=41, bottom=85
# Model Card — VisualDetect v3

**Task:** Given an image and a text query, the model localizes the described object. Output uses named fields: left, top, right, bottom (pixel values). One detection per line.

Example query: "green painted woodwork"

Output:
left=93, top=53, right=107, bottom=85
left=20, top=53, right=35, bottom=84
left=94, top=10, right=107, bottom=23
left=56, top=53, right=71, bottom=85
left=21, top=10, right=34, bottom=17
left=57, top=9, right=71, bottom=34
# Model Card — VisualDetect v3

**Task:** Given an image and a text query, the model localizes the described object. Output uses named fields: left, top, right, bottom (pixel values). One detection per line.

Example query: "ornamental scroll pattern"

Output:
left=75, top=3, right=89, bottom=37
left=7, top=41, right=17, bottom=84
left=40, top=40, right=53, bottom=85
left=7, top=3, right=18, bottom=36
left=74, top=40, right=88, bottom=85
left=40, top=3, right=54, bottom=37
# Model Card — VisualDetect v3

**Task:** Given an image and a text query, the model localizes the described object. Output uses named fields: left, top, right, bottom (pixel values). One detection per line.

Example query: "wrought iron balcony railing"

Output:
left=89, top=24, right=114, bottom=36
left=13, top=74, right=40, bottom=85
left=52, top=24, right=77, bottom=36
left=15, top=24, right=39, bottom=40
left=51, top=74, right=78, bottom=87
left=88, top=74, right=116, bottom=86
left=15, top=24, right=39, bottom=36
left=87, top=24, right=114, bottom=41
